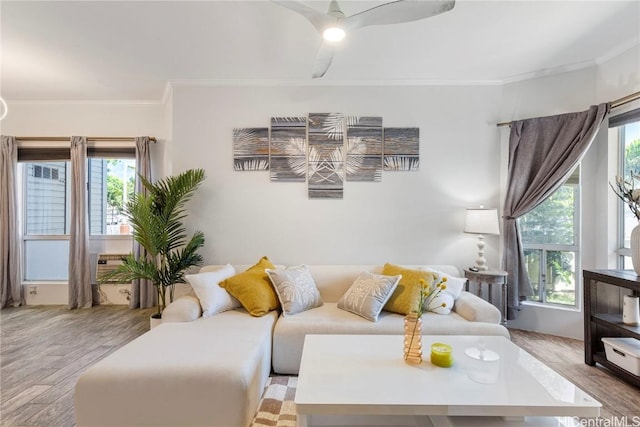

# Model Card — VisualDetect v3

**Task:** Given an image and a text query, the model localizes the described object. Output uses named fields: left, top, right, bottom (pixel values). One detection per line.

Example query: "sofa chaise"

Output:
left=75, top=263, right=509, bottom=427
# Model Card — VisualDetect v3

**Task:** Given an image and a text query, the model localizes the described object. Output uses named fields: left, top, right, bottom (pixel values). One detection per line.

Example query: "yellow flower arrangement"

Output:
left=416, top=275, right=448, bottom=317
left=404, top=275, right=450, bottom=364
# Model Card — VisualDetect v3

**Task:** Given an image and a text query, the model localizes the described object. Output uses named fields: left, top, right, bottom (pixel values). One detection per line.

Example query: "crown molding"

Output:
left=161, top=82, right=173, bottom=105
left=167, top=78, right=503, bottom=88
left=6, top=99, right=163, bottom=105
left=501, top=59, right=597, bottom=85
left=595, top=38, right=640, bottom=65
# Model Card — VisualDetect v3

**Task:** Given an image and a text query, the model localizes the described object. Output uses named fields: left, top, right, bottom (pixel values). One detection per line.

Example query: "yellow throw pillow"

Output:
left=219, top=256, right=280, bottom=317
left=382, top=263, right=436, bottom=315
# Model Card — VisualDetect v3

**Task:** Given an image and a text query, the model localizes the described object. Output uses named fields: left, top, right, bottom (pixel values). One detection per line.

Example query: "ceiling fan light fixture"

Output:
left=323, top=26, right=345, bottom=42
left=0, top=96, right=7, bottom=121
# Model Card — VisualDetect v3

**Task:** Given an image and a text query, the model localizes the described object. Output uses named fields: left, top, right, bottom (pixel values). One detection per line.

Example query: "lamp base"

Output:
left=475, top=235, right=488, bottom=271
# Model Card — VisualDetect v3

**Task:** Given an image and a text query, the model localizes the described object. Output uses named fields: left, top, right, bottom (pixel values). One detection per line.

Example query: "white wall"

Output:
left=2, top=102, right=165, bottom=304
left=499, top=45, right=640, bottom=339
left=170, top=84, right=504, bottom=270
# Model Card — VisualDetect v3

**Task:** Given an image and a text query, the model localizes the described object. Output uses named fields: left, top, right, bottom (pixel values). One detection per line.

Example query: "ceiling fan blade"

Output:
left=271, top=0, right=333, bottom=34
left=344, top=0, right=455, bottom=31
left=311, top=42, right=335, bottom=79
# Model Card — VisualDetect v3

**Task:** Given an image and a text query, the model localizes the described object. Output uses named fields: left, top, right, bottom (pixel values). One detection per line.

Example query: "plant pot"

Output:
left=150, top=314, right=162, bottom=329
left=631, top=224, right=640, bottom=275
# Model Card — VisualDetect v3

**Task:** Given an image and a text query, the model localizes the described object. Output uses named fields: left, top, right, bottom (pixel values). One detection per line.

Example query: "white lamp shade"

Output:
left=464, top=208, right=500, bottom=235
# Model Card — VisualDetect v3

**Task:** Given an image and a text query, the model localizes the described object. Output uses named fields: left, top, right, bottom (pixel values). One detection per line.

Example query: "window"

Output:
left=23, top=159, right=136, bottom=237
left=21, top=156, right=135, bottom=281
left=88, top=158, right=136, bottom=235
left=519, top=168, right=580, bottom=307
left=611, top=108, right=640, bottom=268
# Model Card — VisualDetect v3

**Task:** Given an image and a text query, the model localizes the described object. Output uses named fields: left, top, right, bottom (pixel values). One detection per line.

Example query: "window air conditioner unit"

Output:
left=96, top=253, right=130, bottom=284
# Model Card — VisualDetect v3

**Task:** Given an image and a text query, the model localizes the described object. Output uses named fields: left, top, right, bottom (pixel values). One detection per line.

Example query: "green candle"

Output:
left=430, top=343, right=453, bottom=367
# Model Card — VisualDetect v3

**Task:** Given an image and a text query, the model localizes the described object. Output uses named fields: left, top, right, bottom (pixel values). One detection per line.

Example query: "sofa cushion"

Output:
left=272, top=302, right=510, bottom=374
left=381, top=263, right=436, bottom=315
left=161, top=295, right=202, bottom=322
left=75, top=309, right=278, bottom=427
left=266, top=265, right=323, bottom=316
left=337, top=272, right=401, bottom=322
left=220, top=256, right=279, bottom=317
left=186, top=264, right=240, bottom=317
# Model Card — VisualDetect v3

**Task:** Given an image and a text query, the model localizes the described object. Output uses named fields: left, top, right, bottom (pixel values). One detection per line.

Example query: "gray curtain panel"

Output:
left=129, top=136, right=156, bottom=309
left=1, top=136, right=23, bottom=308
left=502, top=103, right=609, bottom=320
left=68, top=136, right=92, bottom=309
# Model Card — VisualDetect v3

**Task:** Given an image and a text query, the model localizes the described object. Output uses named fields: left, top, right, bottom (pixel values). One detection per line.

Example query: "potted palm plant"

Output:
left=99, top=168, right=206, bottom=323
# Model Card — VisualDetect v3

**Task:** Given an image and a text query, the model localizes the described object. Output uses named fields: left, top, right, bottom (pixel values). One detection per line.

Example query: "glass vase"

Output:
left=403, top=312, right=423, bottom=364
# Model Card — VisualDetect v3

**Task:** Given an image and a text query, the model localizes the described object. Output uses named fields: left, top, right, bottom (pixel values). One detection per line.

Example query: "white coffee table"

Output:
left=295, top=335, right=601, bottom=427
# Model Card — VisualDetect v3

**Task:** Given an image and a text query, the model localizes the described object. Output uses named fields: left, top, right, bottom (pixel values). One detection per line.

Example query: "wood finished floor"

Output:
left=1, top=305, right=156, bottom=427
left=1, top=306, right=639, bottom=427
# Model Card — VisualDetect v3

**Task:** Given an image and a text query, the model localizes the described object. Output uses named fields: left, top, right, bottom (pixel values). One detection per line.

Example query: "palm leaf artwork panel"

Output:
left=233, top=128, right=269, bottom=171
left=308, top=113, right=345, bottom=199
left=383, top=128, right=420, bottom=171
left=346, top=116, right=383, bottom=182
left=270, top=117, right=307, bottom=182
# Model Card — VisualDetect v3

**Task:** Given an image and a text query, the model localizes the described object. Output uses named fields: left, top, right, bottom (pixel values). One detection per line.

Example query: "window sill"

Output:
left=22, top=280, right=67, bottom=285
left=522, top=300, right=581, bottom=313
left=89, top=235, right=133, bottom=240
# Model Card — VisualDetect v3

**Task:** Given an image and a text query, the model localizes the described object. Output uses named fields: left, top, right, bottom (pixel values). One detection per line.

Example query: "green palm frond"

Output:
left=99, top=169, right=206, bottom=314
left=98, top=253, right=160, bottom=285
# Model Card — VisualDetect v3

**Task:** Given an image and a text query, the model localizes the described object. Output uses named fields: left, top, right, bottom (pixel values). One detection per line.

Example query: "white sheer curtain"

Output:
left=130, top=136, right=156, bottom=308
left=68, top=136, right=92, bottom=309
left=1, top=136, right=23, bottom=308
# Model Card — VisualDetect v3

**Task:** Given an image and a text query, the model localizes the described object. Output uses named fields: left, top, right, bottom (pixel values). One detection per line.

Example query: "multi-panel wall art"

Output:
left=383, top=127, right=420, bottom=171
left=233, top=114, right=419, bottom=199
left=270, top=117, right=307, bottom=182
left=346, top=116, right=383, bottom=182
left=232, top=127, right=269, bottom=171
left=308, top=113, right=345, bottom=199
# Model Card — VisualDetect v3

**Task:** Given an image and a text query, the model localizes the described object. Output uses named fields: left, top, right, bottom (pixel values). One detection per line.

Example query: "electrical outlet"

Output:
left=28, top=285, right=37, bottom=295
left=119, top=288, right=131, bottom=301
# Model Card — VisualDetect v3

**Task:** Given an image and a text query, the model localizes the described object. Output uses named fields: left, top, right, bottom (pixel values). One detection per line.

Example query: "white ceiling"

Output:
left=2, top=0, right=639, bottom=101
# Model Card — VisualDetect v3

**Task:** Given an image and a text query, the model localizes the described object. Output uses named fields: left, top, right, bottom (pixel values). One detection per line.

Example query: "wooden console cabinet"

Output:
left=583, top=269, right=640, bottom=387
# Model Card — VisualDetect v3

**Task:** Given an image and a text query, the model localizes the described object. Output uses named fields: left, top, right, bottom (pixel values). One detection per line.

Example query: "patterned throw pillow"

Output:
left=266, top=265, right=323, bottom=316
left=337, top=272, right=401, bottom=322
left=219, top=256, right=280, bottom=317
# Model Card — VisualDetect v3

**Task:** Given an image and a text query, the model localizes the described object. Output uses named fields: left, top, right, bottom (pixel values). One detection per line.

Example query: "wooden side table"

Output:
left=463, top=268, right=508, bottom=326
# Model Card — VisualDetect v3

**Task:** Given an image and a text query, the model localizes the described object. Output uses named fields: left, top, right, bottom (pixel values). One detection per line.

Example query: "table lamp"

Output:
left=464, top=207, right=500, bottom=271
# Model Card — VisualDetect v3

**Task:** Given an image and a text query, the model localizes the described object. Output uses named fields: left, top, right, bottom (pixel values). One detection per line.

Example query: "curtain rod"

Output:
left=13, top=136, right=157, bottom=142
left=496, top=91, right=640, bottom=128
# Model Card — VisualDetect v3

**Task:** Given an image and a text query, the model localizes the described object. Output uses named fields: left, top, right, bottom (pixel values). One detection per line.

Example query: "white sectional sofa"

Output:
left=75, top=264, right=509, bottom=427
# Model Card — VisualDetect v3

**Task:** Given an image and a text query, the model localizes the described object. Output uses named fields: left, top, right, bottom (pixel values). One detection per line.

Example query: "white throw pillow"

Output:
left=425, top=292, right=455, bottom=315
left=423, top=270, right=466, bottom=315
left=337, top=272, right=401, bottom=322
left=266, top=265, right=323, bottom=316
left=185, top=265, right=240, bottom=317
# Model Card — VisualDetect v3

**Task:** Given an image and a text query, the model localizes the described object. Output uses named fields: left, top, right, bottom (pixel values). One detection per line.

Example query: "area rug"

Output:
left=251, top=376, right=297, bottom=427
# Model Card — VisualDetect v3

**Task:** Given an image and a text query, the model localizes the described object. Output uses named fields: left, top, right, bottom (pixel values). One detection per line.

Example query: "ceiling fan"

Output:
left=272, top=0, right=456, bottom=78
